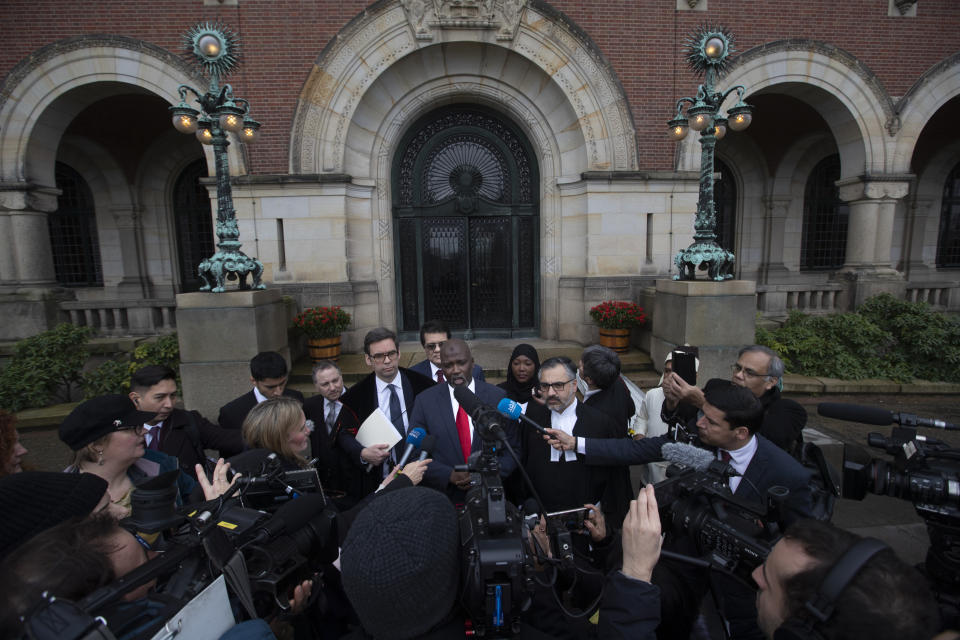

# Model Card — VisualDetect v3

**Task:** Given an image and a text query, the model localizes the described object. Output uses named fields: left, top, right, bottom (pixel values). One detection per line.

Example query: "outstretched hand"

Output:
left=196, top=458, right=239, bottom=500
left=544, top=428, right=575, bottom=451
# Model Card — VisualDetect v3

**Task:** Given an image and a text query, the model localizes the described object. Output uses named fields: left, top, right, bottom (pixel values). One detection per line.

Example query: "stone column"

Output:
left=833, top=176, right=910, bottom=308
left=110, top=205, right=150, bottom=298
left=761, top=196, right=791, bottom=280
left=0, top=184, right=65, bottom=339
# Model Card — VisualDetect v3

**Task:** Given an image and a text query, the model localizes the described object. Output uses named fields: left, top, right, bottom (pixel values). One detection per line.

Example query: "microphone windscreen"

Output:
left=497, top=398, right=523, bottom=419
left=419, top=434, right=436, bottom=455
left=453, top=384, right=484, bottom=414
left=661, top=442, right=716, bottom=471
left=406, top=427, right=426, bottom=446
left=817, top=403, right=893, bottom=426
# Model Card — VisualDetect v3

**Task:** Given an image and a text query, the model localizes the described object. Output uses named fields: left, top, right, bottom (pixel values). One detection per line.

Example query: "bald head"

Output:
left=440, top=339, right=474, bottom=387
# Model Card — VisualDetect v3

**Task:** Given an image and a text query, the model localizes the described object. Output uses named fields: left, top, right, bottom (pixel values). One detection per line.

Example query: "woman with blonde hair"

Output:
left=236, top=396, right=312, bottom=471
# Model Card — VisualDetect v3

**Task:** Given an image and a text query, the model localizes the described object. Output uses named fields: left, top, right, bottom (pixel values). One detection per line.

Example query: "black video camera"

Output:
left=654, top=462, right=785, bottom=584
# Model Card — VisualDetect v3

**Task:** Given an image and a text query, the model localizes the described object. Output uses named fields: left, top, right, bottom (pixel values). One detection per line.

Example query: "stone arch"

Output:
left=894, top=53, right=960, bottom=173
left=676, top=41, right=893, bottom=179
left=909, top=141, right=960, bottom=270
left=290, top=0, right=637, bottom=176
left=0, top=35, right=244, bottom=188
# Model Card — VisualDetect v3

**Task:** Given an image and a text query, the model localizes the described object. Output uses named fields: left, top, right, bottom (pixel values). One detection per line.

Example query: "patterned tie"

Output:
left=388, top=383, right=404, bottom=437
left=456, top=405, right=471, bottom=463
left=436, top=370, right=445, bottom=384
left=325, top=401, right=337, bottom=436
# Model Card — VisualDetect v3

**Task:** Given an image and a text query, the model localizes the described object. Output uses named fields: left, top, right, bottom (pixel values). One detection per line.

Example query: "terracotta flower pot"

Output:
left=598, top=327, right=630, bottom=353
left=307, top=336, right=341, bottom=362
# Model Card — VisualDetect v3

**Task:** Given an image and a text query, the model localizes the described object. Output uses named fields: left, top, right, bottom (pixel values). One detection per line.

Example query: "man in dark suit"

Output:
left=578, top=344, right=635, bottom=525
left=663, top=344, right=807, bottom=456
left=337, top=327, right=434, bottom=501
left=217, top=351, right=304, bottom=431
left=547, top=381, right=814, bottom=640
left=410, top=338, right=514, bottom=502
left=408, top=319, right=485, bottom=384
left=301, top=359, right=352, bottom=501
left=128, top=365, right=244, bottom=479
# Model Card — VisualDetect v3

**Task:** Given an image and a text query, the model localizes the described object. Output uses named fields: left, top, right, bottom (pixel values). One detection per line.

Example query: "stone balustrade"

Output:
left=59, top=299, right=176, bottom=336
left=756, top=284, right=845, bottom=315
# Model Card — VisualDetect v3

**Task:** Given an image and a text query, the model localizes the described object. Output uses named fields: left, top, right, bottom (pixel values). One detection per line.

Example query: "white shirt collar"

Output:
left=253, top=386, right=269, bottom=403
left=722, top=435, right=758, bottom=492
left=582, top=387, right=601, bottom=400
left=375, top=372, right=402, bottom=394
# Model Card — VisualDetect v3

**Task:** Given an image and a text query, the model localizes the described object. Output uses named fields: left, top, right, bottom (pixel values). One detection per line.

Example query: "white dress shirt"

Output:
left=722, top=435, right=757, bottom=494
left=375, top=373, right=410, bottom=432
left=446, top=379, right=476, bottom=444
left=550, top=399, right=579, bottom=463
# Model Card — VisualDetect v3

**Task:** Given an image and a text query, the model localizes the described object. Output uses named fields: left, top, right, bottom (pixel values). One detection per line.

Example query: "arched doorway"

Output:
left=393, top=106, right=539, bottom=338
left=172, top=158, right=215, bottom=292
left=50, top=162, right=102, bottom=286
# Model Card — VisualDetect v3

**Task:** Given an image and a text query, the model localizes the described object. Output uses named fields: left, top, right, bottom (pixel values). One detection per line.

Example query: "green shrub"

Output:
left=0, top=324, right=93, bottom=411
left=82, top=334, right=181, bottom=398
left=757, top=294, right=960, bottom=383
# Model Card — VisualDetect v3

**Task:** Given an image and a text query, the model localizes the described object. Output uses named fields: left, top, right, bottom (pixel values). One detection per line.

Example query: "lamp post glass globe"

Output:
left=728, top=109, right=752, bottom=131
left=198, top=34, right=222, bottom=58
left=219, top=112, right=243, bottom=132
left=704, top=36, right=725, bottom=59
left=172, top=113, right=198, bottom=134
left=196, top=126, right=214, bottom=145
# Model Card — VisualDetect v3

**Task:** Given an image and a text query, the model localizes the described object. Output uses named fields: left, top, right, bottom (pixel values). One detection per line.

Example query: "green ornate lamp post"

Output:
left=170, top=23, right=265, bottom=292
left=668, top=26, right=753, bottom=281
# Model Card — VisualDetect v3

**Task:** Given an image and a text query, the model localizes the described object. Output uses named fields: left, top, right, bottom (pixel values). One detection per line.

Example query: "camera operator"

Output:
left=753, top=518, right=941, bottom=640
left=663, top=345, right=806, bottom=457
left=546, top=381, right=814, bottom=639
left=338, top=485, right=665, bottom=640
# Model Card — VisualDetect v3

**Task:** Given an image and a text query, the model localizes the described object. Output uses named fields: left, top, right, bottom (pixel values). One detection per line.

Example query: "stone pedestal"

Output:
left=176, top=289, right=291, bottom=421
left=650, top=279, right=756, bottom=383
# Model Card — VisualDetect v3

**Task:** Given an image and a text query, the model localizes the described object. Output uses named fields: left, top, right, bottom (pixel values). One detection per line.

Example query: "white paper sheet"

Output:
left=354, top=407, right=403, bottom=450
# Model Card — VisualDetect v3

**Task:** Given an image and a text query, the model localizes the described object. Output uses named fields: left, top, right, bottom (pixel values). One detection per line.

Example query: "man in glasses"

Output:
left=409, top=319, right=486, bottom=385
left=662, top=344, right=806, bottom=456
left=338, top=327, right=434, bottom=500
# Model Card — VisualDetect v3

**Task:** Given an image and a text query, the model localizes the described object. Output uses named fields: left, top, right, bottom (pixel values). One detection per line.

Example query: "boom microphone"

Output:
left=453, top=384, right=485, bottom=416
left=497, top=398, right=548, bottom=435
left=396, top=427, right=427, bottom=471
left=418, top=433, right=436, bottom=461
left=818, top=403, right=958, bottom=430
left=662, top=442, right=717, bottom=471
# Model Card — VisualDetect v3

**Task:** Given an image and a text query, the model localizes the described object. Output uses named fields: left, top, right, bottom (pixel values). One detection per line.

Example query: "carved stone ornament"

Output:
left=400, top=0, right=527, bottom=41
left=895, top=0, right=917, bottom=15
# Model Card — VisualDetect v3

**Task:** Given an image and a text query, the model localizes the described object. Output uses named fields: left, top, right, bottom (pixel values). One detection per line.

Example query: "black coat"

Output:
left=216, top=388, right=305, bottom=431
left=335, top=369, right=435, bottom=502
left=583, top=380, right=637, bottom=526
left=155, top=408, right=245, bottom=479
left=302, top=394, right=353, bottom=502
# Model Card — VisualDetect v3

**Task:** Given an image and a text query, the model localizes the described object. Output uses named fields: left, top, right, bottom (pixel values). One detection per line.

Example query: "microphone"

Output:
left=453, top=384, right=485, bottom=415
left=418, top=433, right=436, bottom=461
left=818, top=403, right=958, bottom=430
left=661, top=442, right=717, bottom=471
left=497, top=398, right=548, bottom=435
left=396, top=427, right=427, bottom=471
left=249, top=493, right=327, bottom=544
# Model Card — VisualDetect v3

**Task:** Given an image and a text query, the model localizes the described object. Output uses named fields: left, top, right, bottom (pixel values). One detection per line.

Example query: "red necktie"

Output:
left=720, top=450, right=732, bottom=463
left=437, top=370, right=445, bottom=384
left=456, top=405, right=471, bottom=463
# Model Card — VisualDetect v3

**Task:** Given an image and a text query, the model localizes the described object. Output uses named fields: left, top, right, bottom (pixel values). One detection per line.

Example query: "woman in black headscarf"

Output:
left=497, top=343, right=541, bottom=407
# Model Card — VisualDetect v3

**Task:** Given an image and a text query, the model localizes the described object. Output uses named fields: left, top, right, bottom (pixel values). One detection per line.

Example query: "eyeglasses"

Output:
left=538, top=379, right=575, bottom=393
left=730, top=363, right=768, bottom=378
left=113, top=423, right=146, bottom=434
left=424, top=341, right=446, bottom=352
left=369, top=350, right=399, bottom=363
